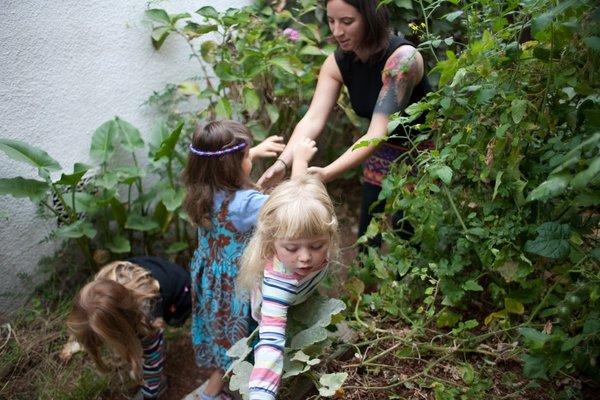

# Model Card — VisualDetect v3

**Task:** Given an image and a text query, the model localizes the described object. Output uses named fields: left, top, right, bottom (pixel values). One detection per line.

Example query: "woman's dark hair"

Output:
left=182, top=120, right=253, bottom=227
left=328, top=0, right=390, bottom=59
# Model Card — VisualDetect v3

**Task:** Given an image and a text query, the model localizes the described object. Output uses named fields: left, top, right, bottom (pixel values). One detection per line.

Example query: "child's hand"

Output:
left=249, top=136, right=285, bottom=160
left=293, top=138, right=317, bottom=163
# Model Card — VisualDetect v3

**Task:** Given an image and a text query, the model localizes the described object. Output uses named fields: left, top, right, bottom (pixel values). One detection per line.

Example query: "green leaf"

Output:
left=318, top=372, right=347, bottom=397
left=0, top=138, right=61, bottom=172
left=522, top=354, right=548, bottom=379
left=151, top=26, right=171, bottom=50
left=56, top=220, right=97, bottom=239
left=524, top=222, right=571, bottom=259
left=269, top=56, right=302, bottom=76
left=432, top=165, right=453, bottom=185
left=300, top=45, right=326, bottom=56
left=0, top=177, right=49, bottom=202
left=125, top=215, right=159, bottom=232
left=215, top=97, right=232, bottom=118
left=443, top=10, right=463, bottom=22
left=570, top=156, right=600, bottom=189
left=115, top=117, right=144, bottom=152
left=583, top=36, right=600, bottom=51
left=243, top=87, right=261, bottom=114
left=526, top=173, right=571, bottom=202
left=519, top=327, right=549, bottom=350
left=200, top=40, right=218, bottom=63
left=145, top=9, right=171, bottom=24
left=166, top=241, right=188, bottom=254
left=55, top=163, right=90, bottom=186
left=90, top=120, right=117, bottom=164
left=196, top=6, right=220, bottom=21
left=436, top=308, right=461, bottom=328
left=266, top=104, right=280, bottom=126
left=182, top=22, right=218, bottom=39
left=290, top=326, right=328, bottom=350
left=504, top=297, right=524, bottom=315
left=153, top=122, right=183, bottom=161
left=561, top=335, right=582, bottom=351
left=161, top=188, right=185, bottom=212
left=106, top=235, right=131, bottom=254
left=292, top=296, right=346, bottom=328
left=228, top=361, right=252, bottom=399
left=511, top=99, right=528, bottom=124
left=462, top=280, right=483, bottom=291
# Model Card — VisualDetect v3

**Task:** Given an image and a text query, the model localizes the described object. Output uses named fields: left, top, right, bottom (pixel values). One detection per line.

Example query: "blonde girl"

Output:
left=67, top=257, right=191, bottom=399
left=237, top=176, right=339, bottom=400
left=182, top=120, right=315, bottom=400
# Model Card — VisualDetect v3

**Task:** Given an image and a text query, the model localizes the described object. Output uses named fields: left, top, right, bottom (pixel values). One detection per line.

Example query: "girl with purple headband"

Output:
left=182, top=120, right=317, bottom=400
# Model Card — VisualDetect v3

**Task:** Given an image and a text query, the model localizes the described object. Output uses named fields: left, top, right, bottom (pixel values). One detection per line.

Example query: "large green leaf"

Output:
left=106, top=235, right=131, bottom=254
left=125, top=215, right=159, bottom=231
left=0, top=138, right=61, bottom=172
left=160, top=188, right=185, bottom=212
left=228, top=361, right=252, bottom=400
left=526, top=173, right=571, bottom=202
left=524, top=222, right=571, bottom=259
left=151, top=26, right=172, bottom=50
left=511, top=99, right=528, bottom=124
left=56, top=220, right=97, bottom=239
left=243, top=87, right=260, bottom=114
left=292, top=297, right=346, bottom=328
left=0, top=177, right=49, bottom=202
left=215, top=97, right=232, bottom=118
left=290, top=326, right=328, bottom=350
left=145, top=9, right=171, bottom=24
left=318, top=372, right=347, bottom=397
left=153, top=122, right=183, bottom=161
left=115, top=117, right=144, bottom=152
left=196, top=6, right=220, bottom=21
left=90, top=120, right=117, bottom=164
left=570, top=156, right=600, bottom=189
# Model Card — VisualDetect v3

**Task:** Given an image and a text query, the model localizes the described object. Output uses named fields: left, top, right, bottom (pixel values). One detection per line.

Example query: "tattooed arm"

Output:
left=308, top=46, right=424, bottom=183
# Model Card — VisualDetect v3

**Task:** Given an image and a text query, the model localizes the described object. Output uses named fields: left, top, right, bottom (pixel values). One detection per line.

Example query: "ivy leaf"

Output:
left=524, top=222, right=570, bottom=259
left=318, top=372, right=347, bottom=397
left=166, top=241, right=188, bottom=254
left=290, top=326, right=328, bottom=350
left=0, top=177, right=49, bottom=202
left=511, top=99, right=528, bottom=124
left=432, top=165, right=453, bottom=185
left=0, top=138, right=61, bottom=173
left=106, top=235, right=131, bottom=254
left=526, top=173, right=571, bottom=202
left=196, top=6, right=220, bottom=21
left=56, top=220, right=97, bottom=239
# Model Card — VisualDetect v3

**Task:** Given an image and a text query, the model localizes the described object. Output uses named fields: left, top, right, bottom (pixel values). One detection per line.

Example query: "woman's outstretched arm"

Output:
left=257, top=54, right=343, bottom=189
left=308, top=45, right=425, bottom=183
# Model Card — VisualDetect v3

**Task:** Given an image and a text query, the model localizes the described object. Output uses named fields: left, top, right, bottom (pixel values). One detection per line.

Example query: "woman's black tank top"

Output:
left=334, top=36, right=431, bottom=142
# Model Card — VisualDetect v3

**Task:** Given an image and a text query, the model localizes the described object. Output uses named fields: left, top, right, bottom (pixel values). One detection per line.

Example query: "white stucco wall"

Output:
left=0, top=0, right=249, bottom=314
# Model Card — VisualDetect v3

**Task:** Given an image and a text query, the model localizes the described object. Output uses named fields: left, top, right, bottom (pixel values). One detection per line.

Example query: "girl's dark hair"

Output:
left=182, top=120, right=253, bottom=227
left=328, top=0, right=390, bottom=59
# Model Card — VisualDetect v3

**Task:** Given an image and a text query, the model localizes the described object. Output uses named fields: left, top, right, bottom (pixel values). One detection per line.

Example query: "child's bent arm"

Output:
left=291, top=138, right=317, bottom=179
left=248, top=272, right=296, bottom=400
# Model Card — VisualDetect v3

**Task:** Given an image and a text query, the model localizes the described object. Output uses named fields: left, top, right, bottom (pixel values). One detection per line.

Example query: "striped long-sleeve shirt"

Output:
left=140, top=329, right=166, bottom=398
left=248, top=257, right=328, bottom=400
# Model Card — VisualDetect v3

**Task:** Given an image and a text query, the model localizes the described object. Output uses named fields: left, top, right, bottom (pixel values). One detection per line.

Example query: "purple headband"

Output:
left=189, top=141, right=248, bottom=157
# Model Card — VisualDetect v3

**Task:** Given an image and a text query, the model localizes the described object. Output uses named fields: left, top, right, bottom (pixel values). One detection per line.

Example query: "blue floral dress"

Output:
left=190, top=189, right=268, bottom=370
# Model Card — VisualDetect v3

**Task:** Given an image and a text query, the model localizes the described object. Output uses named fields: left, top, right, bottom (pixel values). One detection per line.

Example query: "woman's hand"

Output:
left=257, top=161, right=286, bottom=190
left=249, top=136, right=285, bottom=161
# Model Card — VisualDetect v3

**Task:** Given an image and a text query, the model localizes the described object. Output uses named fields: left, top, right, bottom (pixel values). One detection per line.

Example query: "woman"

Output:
left=258, top=0, right=432, bottom=240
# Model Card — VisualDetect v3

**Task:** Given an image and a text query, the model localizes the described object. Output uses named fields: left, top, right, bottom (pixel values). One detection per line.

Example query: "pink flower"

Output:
left=283, top=28, right=300, bottom=42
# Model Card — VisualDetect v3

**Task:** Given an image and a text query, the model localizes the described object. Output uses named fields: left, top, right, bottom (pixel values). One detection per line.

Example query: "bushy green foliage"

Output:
left=360, top=0, right=599, bottom=381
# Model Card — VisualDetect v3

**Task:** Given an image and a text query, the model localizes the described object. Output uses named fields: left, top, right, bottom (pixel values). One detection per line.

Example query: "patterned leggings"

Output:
left=140, top=329, right=166, bottom=398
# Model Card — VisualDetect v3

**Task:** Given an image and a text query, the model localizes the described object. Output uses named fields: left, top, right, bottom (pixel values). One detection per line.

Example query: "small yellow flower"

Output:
left=409, top=22, right=418, bottom=31
left=420, top=22, right=426, bottom=28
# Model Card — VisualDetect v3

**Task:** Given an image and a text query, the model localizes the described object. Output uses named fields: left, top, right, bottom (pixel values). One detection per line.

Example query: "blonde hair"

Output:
left=238, top=176, right=339, bottom=292
left=66, top=261, right=162, bottom=383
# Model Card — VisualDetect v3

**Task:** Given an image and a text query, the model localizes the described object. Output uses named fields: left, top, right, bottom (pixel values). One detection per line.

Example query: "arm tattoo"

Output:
left=373, top=47, right=420, bottom=117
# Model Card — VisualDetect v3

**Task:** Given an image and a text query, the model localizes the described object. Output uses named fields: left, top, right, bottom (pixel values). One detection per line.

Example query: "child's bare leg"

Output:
left=203, top=369, right=225, bottom=396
